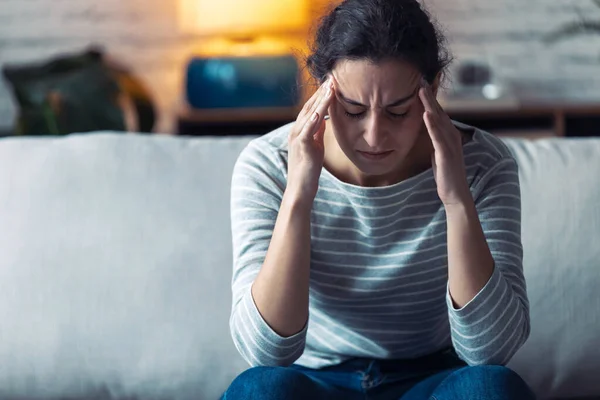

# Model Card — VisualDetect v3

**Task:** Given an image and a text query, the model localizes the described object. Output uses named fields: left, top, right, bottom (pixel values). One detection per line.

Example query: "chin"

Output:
left=352, top=156, right=399, bottom=177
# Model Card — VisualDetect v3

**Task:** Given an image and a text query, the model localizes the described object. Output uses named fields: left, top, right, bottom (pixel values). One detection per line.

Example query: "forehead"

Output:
left=332, top=59, right=421, bottom=97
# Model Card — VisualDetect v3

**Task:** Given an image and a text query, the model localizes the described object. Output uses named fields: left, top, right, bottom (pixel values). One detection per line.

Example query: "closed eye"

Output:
left=344, top=110, right=366, bottom=119
left=344, top=110, right=409, bottom=120
left=388, top=111, right=408, bottom=118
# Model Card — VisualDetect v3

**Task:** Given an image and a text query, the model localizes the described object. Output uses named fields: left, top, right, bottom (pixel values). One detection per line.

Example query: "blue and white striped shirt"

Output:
left=229, top=121, right=530, bottom=369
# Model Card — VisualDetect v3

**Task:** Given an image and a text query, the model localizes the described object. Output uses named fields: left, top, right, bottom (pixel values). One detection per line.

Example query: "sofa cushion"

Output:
left=503, top=137, right=600, bottom=399
left=0, top=133, right=252, bottom=400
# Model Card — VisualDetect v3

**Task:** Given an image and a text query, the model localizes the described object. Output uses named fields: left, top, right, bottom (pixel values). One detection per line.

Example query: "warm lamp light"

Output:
left=178, top=0, right=309, bottom=111
left=178, top=0, right=309, bottom=39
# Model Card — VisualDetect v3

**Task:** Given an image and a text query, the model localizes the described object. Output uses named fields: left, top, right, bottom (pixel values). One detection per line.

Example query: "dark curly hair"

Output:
left=306, top=0, right=452, bottom=85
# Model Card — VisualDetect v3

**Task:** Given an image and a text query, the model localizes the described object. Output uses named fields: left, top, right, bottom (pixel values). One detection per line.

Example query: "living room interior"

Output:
left=2, top=0, right=600, bottom=137
left=0, top=0, right=599, bottom=399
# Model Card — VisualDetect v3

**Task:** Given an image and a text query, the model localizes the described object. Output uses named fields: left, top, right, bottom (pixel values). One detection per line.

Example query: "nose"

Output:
left=362, top=114, right=386, bottom=149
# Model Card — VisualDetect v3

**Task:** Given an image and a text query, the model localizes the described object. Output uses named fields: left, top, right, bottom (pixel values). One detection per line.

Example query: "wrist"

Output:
left=442, top=186, right=473, bottom=211
left=444, top=195, right=475, bottom=215
left=282, top=189, right=315, bottom=214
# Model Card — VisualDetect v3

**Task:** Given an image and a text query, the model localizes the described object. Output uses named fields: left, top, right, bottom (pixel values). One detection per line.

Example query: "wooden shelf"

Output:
left=175, top=93, right=600, bottom=138
left=177, top=102, right=298, bottom=136
left=445, top=102, right=600, bottom=138
left=178, top=103, right=300, bottom=124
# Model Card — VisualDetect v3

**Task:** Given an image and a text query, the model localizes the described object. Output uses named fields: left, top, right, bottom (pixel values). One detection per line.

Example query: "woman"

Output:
left=224, top=0, right=534, bottom=398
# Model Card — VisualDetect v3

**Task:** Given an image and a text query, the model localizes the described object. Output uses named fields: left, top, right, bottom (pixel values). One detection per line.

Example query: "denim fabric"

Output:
left=222, top=349, right=536, bottom=400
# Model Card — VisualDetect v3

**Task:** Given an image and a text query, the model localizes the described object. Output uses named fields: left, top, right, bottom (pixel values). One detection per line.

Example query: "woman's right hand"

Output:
left=286, top=78, right=335, bottom=202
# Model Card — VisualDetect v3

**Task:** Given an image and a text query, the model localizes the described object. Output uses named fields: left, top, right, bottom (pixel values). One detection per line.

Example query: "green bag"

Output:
left=2, top=47, right=156, bottom=135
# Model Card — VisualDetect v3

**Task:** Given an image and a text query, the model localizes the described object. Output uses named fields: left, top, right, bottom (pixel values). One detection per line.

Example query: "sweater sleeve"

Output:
left=229, top=141, right=307, bottom=367
left=447, top=158, right=531, bottom=366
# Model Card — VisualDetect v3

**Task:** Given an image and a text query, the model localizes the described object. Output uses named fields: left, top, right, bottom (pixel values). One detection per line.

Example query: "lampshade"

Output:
left=178, top=0, right=310, bottom=37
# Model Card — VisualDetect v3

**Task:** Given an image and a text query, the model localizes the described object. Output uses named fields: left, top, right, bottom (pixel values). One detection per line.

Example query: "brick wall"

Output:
left=427, top=0, right=600, bottom=92
left=1, top=0, right=600, bottom=132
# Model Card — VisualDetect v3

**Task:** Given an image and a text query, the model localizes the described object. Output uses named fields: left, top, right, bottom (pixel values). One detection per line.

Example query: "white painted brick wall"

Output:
left=1, top=0, right=600, bottom=132
left=427, top=0, right=600, bottom=83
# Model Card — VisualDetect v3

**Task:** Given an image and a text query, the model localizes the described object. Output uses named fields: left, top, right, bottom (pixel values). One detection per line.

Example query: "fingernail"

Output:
left=311, top=112, right=319, bottom=121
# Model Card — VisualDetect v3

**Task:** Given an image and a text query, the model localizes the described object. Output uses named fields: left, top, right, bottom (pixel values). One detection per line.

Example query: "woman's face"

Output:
left=327, top=59, right=436, bottom=183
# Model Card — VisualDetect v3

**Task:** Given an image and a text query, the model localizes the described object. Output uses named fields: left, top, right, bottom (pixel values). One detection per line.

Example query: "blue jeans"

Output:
left=222, top=349, right=536, bottom=400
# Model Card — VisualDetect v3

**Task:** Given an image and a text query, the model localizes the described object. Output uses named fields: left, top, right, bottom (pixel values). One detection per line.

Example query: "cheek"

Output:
left=389, top=113, right=425, bottom=146
left=405, top=112, right=425, bottom=131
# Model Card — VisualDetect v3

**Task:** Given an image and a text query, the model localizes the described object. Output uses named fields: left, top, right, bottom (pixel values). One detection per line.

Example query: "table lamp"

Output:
left=178, top=0, right=309, bottom=110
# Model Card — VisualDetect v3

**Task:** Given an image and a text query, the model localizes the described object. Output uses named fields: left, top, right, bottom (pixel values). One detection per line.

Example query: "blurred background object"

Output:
left=442, top=57, right=518, bottom=108
left=2, top=47, right=155, bottom=135
left=456, top=60, right=493, bottom=87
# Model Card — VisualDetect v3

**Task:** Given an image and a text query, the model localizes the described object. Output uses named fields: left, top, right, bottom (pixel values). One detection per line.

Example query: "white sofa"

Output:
left=0, top=132, right=598, bottom=400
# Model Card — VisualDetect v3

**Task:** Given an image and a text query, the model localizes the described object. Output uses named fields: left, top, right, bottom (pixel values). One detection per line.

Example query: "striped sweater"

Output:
left=229, top=121, right=530, bottom=369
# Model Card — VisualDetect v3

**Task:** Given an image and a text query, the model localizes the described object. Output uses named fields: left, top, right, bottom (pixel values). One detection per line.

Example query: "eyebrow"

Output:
left=337, top=86, right=419, bottom=108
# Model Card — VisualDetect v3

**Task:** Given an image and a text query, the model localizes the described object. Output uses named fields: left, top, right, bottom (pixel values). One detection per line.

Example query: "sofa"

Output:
left=0, top=131, right=598, bottom=400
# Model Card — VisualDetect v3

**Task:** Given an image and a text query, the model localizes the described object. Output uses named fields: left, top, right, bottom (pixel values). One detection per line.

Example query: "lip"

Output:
left=357, top=150, right=394, bottom=161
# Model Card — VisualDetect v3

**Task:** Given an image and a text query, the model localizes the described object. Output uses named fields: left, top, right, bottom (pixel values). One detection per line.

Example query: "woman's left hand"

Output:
left=419, top=79, right=472, bottom=207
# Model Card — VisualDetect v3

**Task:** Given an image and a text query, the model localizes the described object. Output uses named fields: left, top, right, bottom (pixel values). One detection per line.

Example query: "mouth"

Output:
left=356, top=150, right=395, bottom=160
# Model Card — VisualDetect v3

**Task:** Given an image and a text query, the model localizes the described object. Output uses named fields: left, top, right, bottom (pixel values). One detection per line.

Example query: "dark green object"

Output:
left=2, top=47, right=156, bottom=135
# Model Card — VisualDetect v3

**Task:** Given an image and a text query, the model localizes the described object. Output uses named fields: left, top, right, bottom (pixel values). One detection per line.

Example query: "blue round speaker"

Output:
left=185, top=54, right=301, bottom=109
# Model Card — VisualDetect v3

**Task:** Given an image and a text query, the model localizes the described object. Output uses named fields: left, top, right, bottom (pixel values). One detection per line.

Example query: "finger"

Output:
left=310, top=78, right=333, bottom=114
left=421, top=79, right=454, bottom=133
left=423, top=110, right=444, bottom=151
left=312, top=81, right=334, bottom=123
left=330, top=73, right=341, bottom=93
left=427, top=87, right=441, bottom=115
left=298, top=78, right=330, bottom=123
left=298, top=82, right=325, bottom=121
left=428, top=83, right=445, bottom=115
left=299, top=109, right=322, bottom=141
left=291, top=83, right=327, bottom=140
left=294, top=87, right=325, bottom=136
left=426, top=91, right=455, bottom=136
left=419, top=86, right=436, bottom=115
left=300, top=84, right=334, bottom=141
left=420, top=77, right=445, bottom=115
